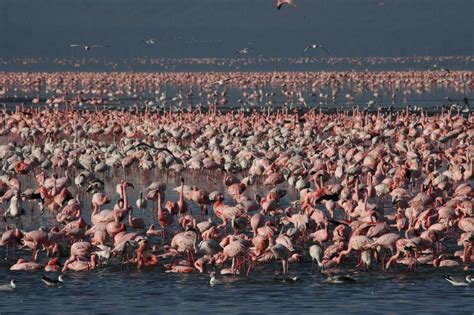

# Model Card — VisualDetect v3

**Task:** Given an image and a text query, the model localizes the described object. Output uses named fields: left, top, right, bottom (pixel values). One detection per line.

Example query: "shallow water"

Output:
left=1, top=261, right=473, bottom=313
left=0, top=168, right=473, bottom=314
left=1, top=56, right=474, bottom=73
left=3, top=83, right=472, bottom=114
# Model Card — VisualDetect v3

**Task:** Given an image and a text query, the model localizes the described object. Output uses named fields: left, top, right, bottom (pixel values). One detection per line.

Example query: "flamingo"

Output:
left=335, top=235, right=373, bottom=266
left=171, top=229, right=198, bottom=266
left=177, top=178, right=188, bottom=215
left=270, top=244, right=291, bottom=275
left=157, top=191, right=173, bottom=239
left=22, top=227, right=49, bottom=262
left=217, top=236, right=251, bottom=273
left=10, top=259, right=42, bottom=270
left=44, top=258, right=61, bottom=272
left=0, top=226, right=23, bottom=259
left=128, top=206, right=145, bottom=230
left=277, top=0, right=296, bottom=10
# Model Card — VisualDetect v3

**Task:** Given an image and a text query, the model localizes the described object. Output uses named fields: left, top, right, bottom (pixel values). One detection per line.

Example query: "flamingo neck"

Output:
left=128, top=208, right=133, bottom=225
left=157, top=193, right=162, bottom=215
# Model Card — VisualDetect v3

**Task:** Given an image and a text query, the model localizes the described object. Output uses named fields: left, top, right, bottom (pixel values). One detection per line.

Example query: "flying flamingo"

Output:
left=276, top=0, right=296, bottom=10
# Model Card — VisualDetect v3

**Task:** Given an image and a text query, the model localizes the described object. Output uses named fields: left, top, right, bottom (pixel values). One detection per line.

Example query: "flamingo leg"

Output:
left=282, top=260, right=288, bottom=275
left=31, top=246, right=38, bottom=262
left=127, top=254, right=131, bottom=272
left=385, top=251, right=399, bottom=271
left=356, top=256, right=363, bottom=268
left=381, top=250, right=387, bottom=270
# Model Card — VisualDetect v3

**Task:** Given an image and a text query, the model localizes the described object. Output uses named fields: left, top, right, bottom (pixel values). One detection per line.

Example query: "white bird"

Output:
left=93, top=244, right=112, bottom=261
left=74, top=172, right=88, bottom=187
left=235, top=47, right=250, bottom=54
left=309, top=244, right=324, bottom=273
left=143, top=39, right=156, bottom=45
left=303, top=44, right=329, bottom=54
left=210, top=77, right=239, bottom=87
left=3, top=191, right=25, bottom=223
left=136, top=191, right=147, bottom=212
left=273, top=276, right=299, bottom=283
left=444, top=275, right=473, bottom=286
left=361, top=249, right=372, bottom=270
left=209, top=272, right=221, bottom=285
left=0, top=279, right=16, bottom=291
left=323, top=274, right=357, bottom=284
left=42, top=274, right=64, bottom=287
left=69, top=44, right=110, bottom=51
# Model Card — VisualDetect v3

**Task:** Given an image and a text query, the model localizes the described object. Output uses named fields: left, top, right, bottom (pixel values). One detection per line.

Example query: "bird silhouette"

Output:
left=303, top=44, right=329, bottom=55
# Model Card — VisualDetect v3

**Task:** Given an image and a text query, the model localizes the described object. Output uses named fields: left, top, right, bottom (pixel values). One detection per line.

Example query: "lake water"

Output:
left=1, top=262, right=473, bottom=314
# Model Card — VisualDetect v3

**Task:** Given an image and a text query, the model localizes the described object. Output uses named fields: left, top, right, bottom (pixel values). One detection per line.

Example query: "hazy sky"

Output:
left=0, top=0, right=473, bottom=58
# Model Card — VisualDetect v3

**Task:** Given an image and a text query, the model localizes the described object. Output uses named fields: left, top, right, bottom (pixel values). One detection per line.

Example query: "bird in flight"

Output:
left=235, top=47, right=250, bottom=54
left=303, top=44, right=329, bottom=55
left=69, top=44, right=110, bottom=51
left=143, top=39, right=157, bottom=45
left=210, top=77, right=239, bottom=87
left=277, top=0, right=296, bottom=10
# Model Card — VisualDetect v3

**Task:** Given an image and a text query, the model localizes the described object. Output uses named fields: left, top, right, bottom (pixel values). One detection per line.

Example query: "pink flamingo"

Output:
left=276, top=0, right=296, bottom=10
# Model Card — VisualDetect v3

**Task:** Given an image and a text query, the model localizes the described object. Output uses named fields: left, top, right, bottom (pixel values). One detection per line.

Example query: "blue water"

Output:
left=2, top=76, right=472, bottom=112
left=1, top=263, right=473, bottom=314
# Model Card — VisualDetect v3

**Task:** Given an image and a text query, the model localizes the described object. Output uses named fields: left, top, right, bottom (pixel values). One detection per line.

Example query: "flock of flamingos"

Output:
left=0, top=67, right=472, bottom=291
left=1, top=55, right=472, bottom=73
